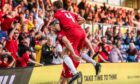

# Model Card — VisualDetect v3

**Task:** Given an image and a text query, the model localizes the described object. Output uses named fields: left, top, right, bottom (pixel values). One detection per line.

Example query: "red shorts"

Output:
left=61, top=29, right=86, bottom=78
left=66, top=29, right=86, bottom=52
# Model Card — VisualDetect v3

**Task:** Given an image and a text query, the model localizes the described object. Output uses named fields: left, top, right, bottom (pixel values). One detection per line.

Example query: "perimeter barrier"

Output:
left=1, top=63, right=140, bottom=84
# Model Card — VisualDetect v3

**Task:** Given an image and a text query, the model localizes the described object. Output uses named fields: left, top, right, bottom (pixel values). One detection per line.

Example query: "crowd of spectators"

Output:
left=0, top=0, right=140, bottom=68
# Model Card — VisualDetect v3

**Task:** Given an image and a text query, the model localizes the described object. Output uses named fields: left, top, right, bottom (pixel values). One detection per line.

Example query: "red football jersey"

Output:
left=54, top=9, right=82, bottom=32
left=1, top=17, right=15, bottom=31
left=16, top=52, right=29, bottom=67
left=5, top=39, right=18, bottom=60
left=0, top=11, right=3, bottom=22
left=0, top=61, right=9, bottom=68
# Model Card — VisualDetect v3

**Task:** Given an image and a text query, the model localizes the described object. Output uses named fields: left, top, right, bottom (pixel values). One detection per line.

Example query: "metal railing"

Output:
left=82, top=22, right=138, bottom=38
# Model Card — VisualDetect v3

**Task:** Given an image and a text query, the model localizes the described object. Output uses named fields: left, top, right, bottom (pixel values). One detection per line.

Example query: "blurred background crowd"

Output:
left=0, top=0, right=140, bottom=68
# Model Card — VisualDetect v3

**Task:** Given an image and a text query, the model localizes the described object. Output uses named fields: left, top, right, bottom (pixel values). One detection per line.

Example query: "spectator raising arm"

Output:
left=8, top=27, right=16, bottom=41
left=40, top=0, right=45, bottom=17
left=131, top=16, right=139, bottom=25
left=36, top=0, right=45, bottom=17
left=35, top=0, right=45, bottom=31
left=23, top=0, right=28, bottom=5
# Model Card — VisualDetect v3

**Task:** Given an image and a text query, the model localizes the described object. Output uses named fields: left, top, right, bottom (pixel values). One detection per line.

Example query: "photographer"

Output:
left=0, top=43, right=15, bottom=68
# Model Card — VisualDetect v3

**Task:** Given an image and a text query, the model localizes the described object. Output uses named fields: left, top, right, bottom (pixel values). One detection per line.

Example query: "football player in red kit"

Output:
left=50, top=20, right=82, bottom=84
left=51, top=1, right=101, bottom=84
left=53, top=1, right=85, bottom=84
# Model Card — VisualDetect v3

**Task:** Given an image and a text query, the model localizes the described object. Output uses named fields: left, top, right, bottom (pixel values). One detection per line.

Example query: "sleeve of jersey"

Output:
left=23, top=53, right=30, bottom=62
left=72, top=13, right=78, bottom=20
left=54, top=13, right=59, bottom=19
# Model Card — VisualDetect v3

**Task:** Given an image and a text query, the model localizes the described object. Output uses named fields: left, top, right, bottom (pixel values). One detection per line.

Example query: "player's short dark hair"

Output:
left=49, top=19, right=60, bottom=26
left=53, top=0, right=63, bottom=9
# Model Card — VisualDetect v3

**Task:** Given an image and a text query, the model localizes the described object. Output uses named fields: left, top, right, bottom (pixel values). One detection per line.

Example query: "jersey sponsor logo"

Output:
left=0, top=75, right=15, bottom=84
